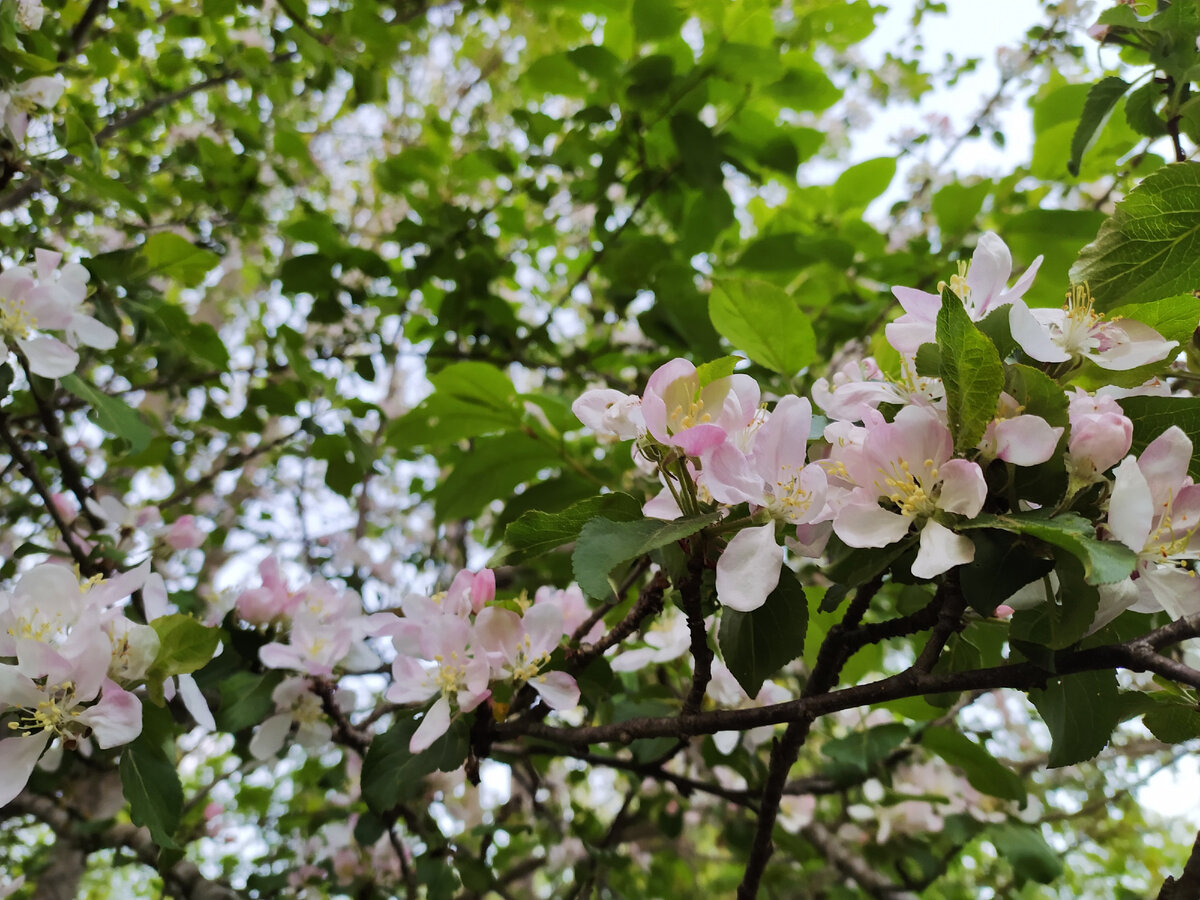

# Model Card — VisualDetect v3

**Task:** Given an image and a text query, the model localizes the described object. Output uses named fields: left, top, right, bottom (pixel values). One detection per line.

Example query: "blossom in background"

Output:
left=15, top=0, right=44, bottom=29
left=0, top=75, right=65, bottom=142
left=886, top=232, right=1042, bottom=353
left=249, top=676, right=354, bottom=760
left=475, top=604, right=580, bottom=712
left=1010, top=284, right=1175, bottom=370
left=31, top=250, right=116, bottom=351
left=0, top=257, right=78, bottom=377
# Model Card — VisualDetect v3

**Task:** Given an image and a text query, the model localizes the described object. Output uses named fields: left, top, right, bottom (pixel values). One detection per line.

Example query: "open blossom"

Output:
left=31, top=250, right=116, bottom=351
left=1103, top=427, right=1200, bottom=620
left=0, top=75, right=64, bottom=142
left=1009, top=285, right=1175, bottom=370
left=886, top=232, right=1042, bottom=353
left=833, top=405, right=986, bottom=578
left=386, top=615, right=491, bottom=753
left=641, top=358, right=760, bottom=457
left=705, top=395, right=829, bottom=611
left=249, top=676, right=354, bottom=760
left=475, top=603, right=580, bottom=712
left=811, top=356, right=944, bottom=423
left=0, top=257, right=77, bottom=377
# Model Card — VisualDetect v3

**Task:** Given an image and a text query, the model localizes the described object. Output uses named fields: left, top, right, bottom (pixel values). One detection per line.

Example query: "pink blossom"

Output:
left=976, top=394, right=1063, bottom=466
left=886, top=233, right=1042, bottom=354
left=165, top=514, right=206, bottom=550
left=0, top=259, right=78, bottom=377
left=1104, top=427, right=1200, bottom=620
left=236, top=556, right=300, bottom=624
left=475, top=604, right=579, bottom=711
left=640, top=358, right=759, bottom=457
left=811, top=356, right=944, bottom=422
left=833, top=406, right=986, bottom=578
left=1066, top=388, right=1132, bottom=483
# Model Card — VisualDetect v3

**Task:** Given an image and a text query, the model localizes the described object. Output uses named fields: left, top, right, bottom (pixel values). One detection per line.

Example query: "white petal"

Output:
left=531, top=671, right=580, bottom=710
left=1009, top=302, right=1069, bottom=363
left=0, top=732, right=50, bottom=807
left=409, top=696, right=452, bottom=753
left=715, top=523, right=784, bottom=613
left=176, top=674, right=215, bottom=731
left=249, top=713, right=294, bottom=760
left=911, top=520, right=974, bottom=579
left=1108, top=457, right=1153, bottom=552
left=834, top=503, right=911, bottom=548
left=16, top=336, right=78, bottom=377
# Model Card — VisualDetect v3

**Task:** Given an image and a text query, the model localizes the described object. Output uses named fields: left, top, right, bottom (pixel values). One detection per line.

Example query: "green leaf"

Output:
left=959, top=530, right=1055, bottom=617
left=60, top=375, right=153, bottom=455
left=1117, top=395, right=1200, bottom=480
left=573, top=513, right=721, bottom=599
left=432, top=434, right=559, bottom=522
left=120, top=704, right=182, bottom=849
left=1068, top=76, right=1130, bottom=176
left=964, top=511, right=1137, bottom=586
left=139, top=233, right=220, bottom=287
left=932, top=180, right=991, bottom=239
left=215, top=670, right=284, bottom=733
left=388, top=361, right=522, bottom=450
left=1003, top=363, right=1069, bottom=428
left=936, top=287, right=1004, bottom=451
left=708, top=279, right=816, bottom=375
left=821, top=723, right=910, bottom=782
left=1124, top=80, right=1168, bottom=138
left=1070, top=161, right=1200, bottom=310
left=922, top=726, right=1026, bottom=802
left=989, top=823, right=1064, bottom=885
left=147, top=615, right=223, bottom=680
left=362, top=717, right=469, bottom=813
left=1143, top=705, right=1200, bottom=743
left=832, top=157, right=896, bottom=210
left=669, top=114, right=722, bottom=187
left=632, top=0, right=685, bottom=42
left=496, top=492, right=644, bottom=564
left=717, top=567, right=809, bottom=697
left=1028, top=669, right=1120, bottom=767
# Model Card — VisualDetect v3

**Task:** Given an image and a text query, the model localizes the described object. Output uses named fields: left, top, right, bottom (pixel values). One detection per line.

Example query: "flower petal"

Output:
left=911, top=520, right=974, bottom=579
left=715, top=523, right=784, bottom=613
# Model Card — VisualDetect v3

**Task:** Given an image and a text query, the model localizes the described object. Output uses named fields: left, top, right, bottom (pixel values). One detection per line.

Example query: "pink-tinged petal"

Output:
left=883, top=320, right=937, bottom=355
left=1090, top=579, right=1140, bottom=633
left=16, top=336, right=78, bottom=378
left=642, top=358, right=698, bottom=445
left=993, top=416, right=1063, bottom=466
left=522, top=603, right=564, bottom=656
left=1009, top=302, right=1069, bottom=363
left=1108, top=457, right=1154, bottom=552
left=142, top=573, right=169, bottom=621
left=0, top=732, right=50, bottom=807
left=912, top=520, right=974, bottom=579
left=789, top=521, right=832, bottom=557
left=531, top=670, right=580, bottom=710
left=834, top=504, right=912, bottom=549
left=249, top=713, right=294, bottom=760
left=755, top=395, right=812, bottom=476
left=715, top=374, right=761, bottom=432
left=715, top=523, right=783, bottom=613
left=1141, top=566, right=1200, bottom=620
left=966, top=232, right=1014, bottom=311
left=78, top=682, right=142, bottom=748
left=703, top=443, right=762, bottom=506
left=68, top=315, right=118, bottom=351
left=937, top=459, right=987, bottom=516
left=890, top=286, right=942, bottom=319
left=1069, top=411, right=1131, bottom=476
left=259, top=642, right=303, bottom=671
left=176, top=674, right=215, bottom=731
left=1004, top=254, right=1043, bottom=302
left=1089, top=319, right=1176, bottom=370
left=643, top=487, right=683, bottom=521
left=33, top=248, right=62, bottom=279
left=1137, top=426, right=1192, bottom=508
left=409, top=696, right=452, bottom=753
left=474, top=607, right=522, bottom=660
left=0, top=667, right=42, bottom=707
left=673, top=423, right=729, bottom=457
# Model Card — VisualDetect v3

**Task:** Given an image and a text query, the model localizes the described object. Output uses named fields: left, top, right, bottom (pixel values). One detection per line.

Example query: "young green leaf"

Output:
left=936, top=287, right=1004, bottom=451
left=717, top=567, right=809, bottom=697
left=708, top=279, right=816, bottom=376
left=572, top=513, right=720, bottom=599
left=1068, top=76, right=1130, bottom=176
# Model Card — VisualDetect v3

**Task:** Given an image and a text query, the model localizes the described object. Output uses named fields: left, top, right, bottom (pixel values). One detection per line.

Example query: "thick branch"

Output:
left=497, top=613, right=1200, bottom=748
left=1158, top=829, right=1200, bottom=900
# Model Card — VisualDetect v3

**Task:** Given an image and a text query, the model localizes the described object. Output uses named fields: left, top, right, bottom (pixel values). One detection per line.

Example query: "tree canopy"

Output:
left=2, top=0, right=1200, bottom=898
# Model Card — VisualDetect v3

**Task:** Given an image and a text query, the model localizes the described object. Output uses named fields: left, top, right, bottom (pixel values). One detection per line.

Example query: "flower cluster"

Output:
left=380, top=569, right=580, bottom=753
left=0, top=564, right=150, bottom=806
left=0, top=250, right=116, bottom=378
left=573, top=233, right=1190, bottom=622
